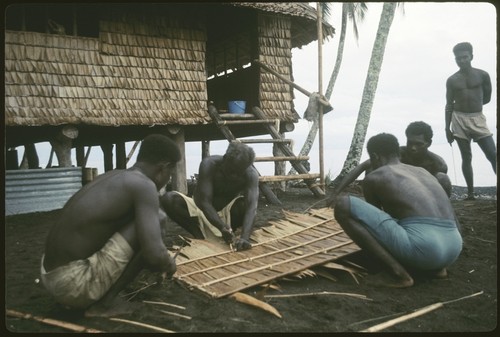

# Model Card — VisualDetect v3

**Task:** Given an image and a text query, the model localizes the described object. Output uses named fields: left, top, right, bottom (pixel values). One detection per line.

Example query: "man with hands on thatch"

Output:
left=161, top=142, right=259, bottom=251
left=41, top=134, right=180, bottom=317
left=333, top=133, right=462, bottom=288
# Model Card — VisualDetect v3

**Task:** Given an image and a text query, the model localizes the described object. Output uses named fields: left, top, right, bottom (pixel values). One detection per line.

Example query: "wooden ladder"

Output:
left=207, top=104, right=325, bottom=203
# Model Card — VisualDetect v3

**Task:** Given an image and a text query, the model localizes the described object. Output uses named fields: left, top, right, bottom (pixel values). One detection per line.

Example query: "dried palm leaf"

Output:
left=229, top=292, right=282, bottom=319
left=321, top=262, right=365, bottom=284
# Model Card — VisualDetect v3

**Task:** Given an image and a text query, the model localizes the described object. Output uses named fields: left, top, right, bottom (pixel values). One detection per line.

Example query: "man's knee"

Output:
left=160, top=192, right=183, bottom=212
left=436, top=173, right=452, bottom=197
left=334, top=195, right=351, bottom=223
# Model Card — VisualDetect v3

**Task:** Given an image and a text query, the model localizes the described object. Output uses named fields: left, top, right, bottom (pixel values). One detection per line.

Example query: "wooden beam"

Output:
left=259, top=173, right=320, bottom=182
left=170, top=129, right=187, bottom=195
left=101, top=143, right=113, bottom=172
left=252, top=107, right=325, bottom=197
left=253, top=59, right=332, bottom=109
left=116, top=141, right=126, bottom=169
left=254, top=156, right=309, bottom=162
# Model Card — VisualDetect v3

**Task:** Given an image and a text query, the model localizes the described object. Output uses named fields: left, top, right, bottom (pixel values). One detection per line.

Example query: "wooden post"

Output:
left=116, top=141, right=126, bottom=169
left=50, top=125, right=78, bottom=167
left=273, top=133, right=286, bottom=192
left=76, top=146, right=85, bottom=167
left=170, top=129, right=187, bottom=195
left=317, top=3, right=325, bottom=192
left=24, top=143, right=40, bottom=169
left=101, top=143, right=114, bottom=172
left=202, top=140, right=210, bottom=159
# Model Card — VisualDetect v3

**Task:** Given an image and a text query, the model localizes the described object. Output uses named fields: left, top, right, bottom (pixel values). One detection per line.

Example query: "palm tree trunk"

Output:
left=289, top=3, right=367, bottom=176
left=325, top=4, right=348, bottom=99
left=331, top=2, right=397, bottom=187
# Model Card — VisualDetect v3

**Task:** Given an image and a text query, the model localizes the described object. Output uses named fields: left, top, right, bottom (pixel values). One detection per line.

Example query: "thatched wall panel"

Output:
left=5, top=27, right=209, bottom=127
left=257, top=14, right=294, bottom=122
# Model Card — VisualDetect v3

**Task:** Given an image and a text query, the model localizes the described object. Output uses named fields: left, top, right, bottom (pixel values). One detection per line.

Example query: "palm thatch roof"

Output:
left=230, top=2, right=335, bottom=48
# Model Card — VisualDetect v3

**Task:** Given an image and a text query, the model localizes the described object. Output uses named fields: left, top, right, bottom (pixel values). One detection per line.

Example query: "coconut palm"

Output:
left=330, top=2, right=401, bottom=187
left=289, top=2, right=367, bottom=176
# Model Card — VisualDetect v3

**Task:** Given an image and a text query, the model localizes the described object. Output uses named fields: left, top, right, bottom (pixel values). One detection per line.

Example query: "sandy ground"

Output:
left=4, top=185, right=497, bottom=333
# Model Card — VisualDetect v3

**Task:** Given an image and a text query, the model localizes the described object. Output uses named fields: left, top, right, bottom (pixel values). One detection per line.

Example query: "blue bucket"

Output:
left=228, top=100, right=246, bottom=114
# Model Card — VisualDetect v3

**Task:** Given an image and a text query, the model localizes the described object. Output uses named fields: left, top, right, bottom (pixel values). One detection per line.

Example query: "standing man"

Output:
left=334, top=133, right=462, bottom=288
left=161, top=142, right=259, bottom=251
left=41, top=134, right=180, bottom=317
left=445, top=42, right=496, bottom=200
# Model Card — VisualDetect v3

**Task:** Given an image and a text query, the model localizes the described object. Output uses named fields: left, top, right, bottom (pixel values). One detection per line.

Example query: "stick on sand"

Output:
left=6, top=309, right=103, bottom=333
left=360, top=291, right=484, bottom=332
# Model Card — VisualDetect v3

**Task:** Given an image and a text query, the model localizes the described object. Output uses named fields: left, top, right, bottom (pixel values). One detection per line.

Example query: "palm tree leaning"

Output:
left=289, top=2, right=367, bottom=176
left=330, top=2, right=399, bottom=187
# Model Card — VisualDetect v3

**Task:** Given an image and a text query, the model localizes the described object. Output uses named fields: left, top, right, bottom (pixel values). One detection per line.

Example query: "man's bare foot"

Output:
left=84, top=299, right=142, bottom=318
left=465, top=194, right=476, bottom=201
left=432, top=268, right=448, bottom=279
left=365, top=272, right=414, bottom=288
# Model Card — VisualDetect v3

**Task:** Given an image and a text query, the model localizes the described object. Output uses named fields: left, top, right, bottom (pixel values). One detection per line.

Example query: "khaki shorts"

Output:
left=40, top=232, right=134, bottom=309
left=173, top=191, right=241, bottom=242
left=451, top=111, right=493, bottom=142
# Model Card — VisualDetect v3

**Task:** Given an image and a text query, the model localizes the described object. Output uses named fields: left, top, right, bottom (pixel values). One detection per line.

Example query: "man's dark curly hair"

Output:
left=224, top=142, right=255, bottom=168
left=367, top=133, right=400, bottom=157
left=453, top=42, right=473, bottom=55
left=137, top=134, right=181, bottom=164
left=405, top=121, right=433, bottom=142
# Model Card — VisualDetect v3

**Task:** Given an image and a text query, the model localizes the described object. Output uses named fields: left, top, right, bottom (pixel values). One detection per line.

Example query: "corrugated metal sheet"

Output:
left=5, top=167, right=82, bottom=215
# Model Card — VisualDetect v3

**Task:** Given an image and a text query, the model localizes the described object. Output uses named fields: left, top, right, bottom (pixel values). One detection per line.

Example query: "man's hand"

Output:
left=446, top=129, right=455, bottom=144
left=234, top=238, right=252, bottom=251
left=161, top=253, right=177, bottom=281
left=326, top=196, right=337, bottom=208
left=221, top=227, right=235, bottom=244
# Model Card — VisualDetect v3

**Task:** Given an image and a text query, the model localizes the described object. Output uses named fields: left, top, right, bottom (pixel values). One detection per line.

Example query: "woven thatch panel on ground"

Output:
left=174, top=208, right=360, bottom=298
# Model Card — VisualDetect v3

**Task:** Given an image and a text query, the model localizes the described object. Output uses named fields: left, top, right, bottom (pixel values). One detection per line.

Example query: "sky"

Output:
left=16, top=2, right=497, bottom=187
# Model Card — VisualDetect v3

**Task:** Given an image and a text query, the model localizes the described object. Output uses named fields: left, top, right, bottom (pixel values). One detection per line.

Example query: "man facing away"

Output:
left=41, top=134, right=180, bottom=317
left=328, top=121, right=452, bottom=204
left=445, top=41, right=496, bottom=200
left=333, top=133, right=462, bottom=288
left=161, top=142, right=259, bottom=251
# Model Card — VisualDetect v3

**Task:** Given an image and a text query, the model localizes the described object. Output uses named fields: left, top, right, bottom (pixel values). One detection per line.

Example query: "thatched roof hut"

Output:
left=5, top=2, right=334, bottom=192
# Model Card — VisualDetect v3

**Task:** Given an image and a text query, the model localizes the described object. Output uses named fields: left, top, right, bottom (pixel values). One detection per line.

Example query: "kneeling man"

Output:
left=334, top=133, right=462, bottom=287
left=161, top=142, right=259, bottom=251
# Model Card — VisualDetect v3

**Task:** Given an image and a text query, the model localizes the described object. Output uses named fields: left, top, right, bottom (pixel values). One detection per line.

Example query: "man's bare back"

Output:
left=41, top=134, right=181, bottom=317
left=363, top=163, right=455, bottom=220
left=43, top=169, right=157, bottom=271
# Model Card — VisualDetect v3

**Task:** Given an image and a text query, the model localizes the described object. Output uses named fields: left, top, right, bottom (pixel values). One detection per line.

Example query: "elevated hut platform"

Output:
left=173, top=207, right=360, bottom=298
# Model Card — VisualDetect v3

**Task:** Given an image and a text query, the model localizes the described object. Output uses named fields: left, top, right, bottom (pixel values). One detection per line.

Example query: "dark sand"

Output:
left=4, top=185, right=497, bottom=333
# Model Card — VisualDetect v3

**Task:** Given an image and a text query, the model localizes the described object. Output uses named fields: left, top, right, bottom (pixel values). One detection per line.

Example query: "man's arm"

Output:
left=362, top=175, right=382, bottom=209
left=326, top=160, right=371, bottom=207
left=445, top=77, right=455, bottom=144
left=482, top=70, right=492, bottom=104
left=132, top=178, right=176, bottom=276
left=194, top=159, right=235, bottom=243
left=429, top=151, right=448, bottom=174
left=235, top=167, right=260, bottom=250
